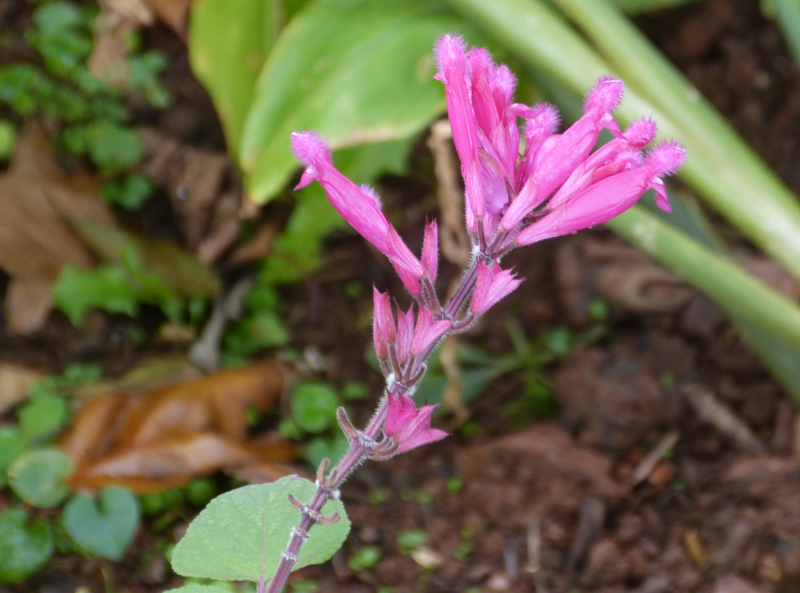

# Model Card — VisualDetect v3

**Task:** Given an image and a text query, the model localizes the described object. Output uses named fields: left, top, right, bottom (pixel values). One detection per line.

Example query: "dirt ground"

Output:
left=2, top=0, right=800, bottom=592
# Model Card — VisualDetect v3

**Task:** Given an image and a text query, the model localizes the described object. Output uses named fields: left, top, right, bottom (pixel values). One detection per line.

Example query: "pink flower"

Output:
left=410, top=307, right=452, bottom=357
left=372, top=287, right=395, bottom=361
left=470, top=261, right=523, bottom=316
left=500, top=76, right=625, bottom=232
left=290, top=131, right=425, bottom=294
left=384, top=393, right=447, bottom=454
left=515, top=141, right=687, bottom=246
left=421, top=219, right=439, bottom=284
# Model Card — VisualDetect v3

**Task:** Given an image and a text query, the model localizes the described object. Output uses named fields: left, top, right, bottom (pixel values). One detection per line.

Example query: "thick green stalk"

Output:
left=607, top=206, right=800, bottom=354
left=773, top=0, right=800, bottom=67
left=445, top=0, right=800, bottom=283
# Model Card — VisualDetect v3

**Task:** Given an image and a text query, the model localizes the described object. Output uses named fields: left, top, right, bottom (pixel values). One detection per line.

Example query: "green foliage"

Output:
left=7, top=448, right=72, bottom=508
left=0, top=509, right=55, bottom=584
left=0, top=0, right=168, bottom=167
left=0, top=119, right=16, bottom=159
left=185, top=478, right=218, bottom=508
left=100, top=174, right=155, bottom=210
left=62, top=486, right=140, bottom=561
left=171, top=476, right=350, bottom=582
left=53, top=240, right=214, bottom=326
left=291, top=382, right=340, bottom=433
left=18, top=394, right=69, bottom=442
left=397, top=529, right=427, bottom=555
left=347, top=545, right=381, bottom=571
left=0, top=428, right=26, bottom=488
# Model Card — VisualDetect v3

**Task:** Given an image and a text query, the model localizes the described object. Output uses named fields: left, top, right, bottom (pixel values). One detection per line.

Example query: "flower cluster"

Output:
left=290, top=34, right=686, bottom=458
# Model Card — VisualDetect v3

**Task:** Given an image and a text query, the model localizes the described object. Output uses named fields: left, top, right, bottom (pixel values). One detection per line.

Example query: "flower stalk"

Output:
left=267, top=34, right=685, bottom=593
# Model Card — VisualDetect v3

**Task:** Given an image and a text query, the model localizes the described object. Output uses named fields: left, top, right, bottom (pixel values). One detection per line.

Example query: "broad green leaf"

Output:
left=188, top=0, right=275, bottom=152
left=63, top=487, right=140, bottom=561
left=171, top=476, right=350, bottom=582
left=239, top=0, right=484, bottom=202
left=0, top=509, right=54, bottom=584
left=7, top=448, right=72, bottom=508
left=291, top=382, right=340, bottom=433
left=19, top=395, right=69, bottom=442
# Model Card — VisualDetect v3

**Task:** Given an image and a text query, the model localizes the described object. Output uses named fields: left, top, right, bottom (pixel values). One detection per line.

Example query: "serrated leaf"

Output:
left=63, top=486, right=140, bottom=561
left=8, top=448, right=72, bottom=508
left=239, top=0, right=485, bottom=202
left=188, top=0, right=275, bottom=153
left=0, top=509, right=54, bottom=584
left=171, top=476, right=350, bottom=582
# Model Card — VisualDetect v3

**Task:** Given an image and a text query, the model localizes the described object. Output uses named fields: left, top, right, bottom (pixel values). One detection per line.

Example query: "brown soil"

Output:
left=2, top=1, right=800, bottom=593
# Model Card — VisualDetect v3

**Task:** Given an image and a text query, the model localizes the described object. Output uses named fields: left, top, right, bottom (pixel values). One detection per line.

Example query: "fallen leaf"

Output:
left=0, top=123, right=115, bottom=334
left=142, top=0, right=191, bottom=38
left=61, top=360, right=295, bottom=493
left=0, top=364, right=44, bottom=415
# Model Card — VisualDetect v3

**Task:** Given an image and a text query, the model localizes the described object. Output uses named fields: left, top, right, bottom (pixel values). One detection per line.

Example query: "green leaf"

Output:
left=171, top=476, right=350, bottom=582
left=0, top=509, right=54, bottom=584
left=291, top=382, right=340, bottom=433
left=188, top=0, right=275, bottom=153
left=239, top=0, right=485, bottom=202
left=69, top=219, right=220, bottom=297
left=62, top=487, right=140, bottom=561
left=7, top=448, right=72, bottom=508
left=0, top=427, right=26, bottom=488
left=100, top=174, right=155, bottom=211
left=224, top=310, right=290, bottom=358
left=19, top=395, right=69, bottom=442
left=83, top=120, right=143, bottom=173
left=0, top=119, right=16, bottom=159
left=53, top=264, right=141, bottom=326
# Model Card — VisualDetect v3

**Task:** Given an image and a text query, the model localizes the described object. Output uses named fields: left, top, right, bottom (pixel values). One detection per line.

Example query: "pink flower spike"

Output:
left=384, top=394, right=448, bottom=454
left=372, top=287, right=395, bottom=360
left=410, top=307, right=452, bottom=357
left=421, top=219, right=439, bottom=284
left=583, top=75, right=624, bottom=116
left=470, top=261, right=523, bottom=316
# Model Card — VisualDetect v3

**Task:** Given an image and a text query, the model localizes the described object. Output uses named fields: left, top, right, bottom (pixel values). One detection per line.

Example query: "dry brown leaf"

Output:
left=61, top=360, right=294, bottom=493
left=0, top=364, right=45, bottom=415
left=142, top=0, right=192, bottom=38
left=0, top=123, right=115, bottom=334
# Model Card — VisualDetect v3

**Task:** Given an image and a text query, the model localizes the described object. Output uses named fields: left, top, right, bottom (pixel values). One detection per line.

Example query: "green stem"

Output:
left=608, top=205, right=800, bottom=353
left=773, top=0, right=800, bottom=67
left=445, top=0, right=800, bottom=283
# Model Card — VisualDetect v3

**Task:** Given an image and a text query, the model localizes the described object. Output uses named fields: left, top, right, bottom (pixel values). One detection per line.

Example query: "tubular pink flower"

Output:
left=410, top=307, right=452, bottom=357
left=384, top=393, right=448, bottom=454
left=421, top=219, right=439, bottom=284
left=515, top=141, right=687, bottom=246
left=372, top=287, right=395, bottom=360
left=434, top=35, right=484, bottom=229
left=290, top=131, right=424, bottom=289
left=501, top=77, right=624, bottom=232
left=470, top=261, right=523, bottom=316
left=395, top=306, right=415, bottom=368
left=516, top=104, right=560, bottom=190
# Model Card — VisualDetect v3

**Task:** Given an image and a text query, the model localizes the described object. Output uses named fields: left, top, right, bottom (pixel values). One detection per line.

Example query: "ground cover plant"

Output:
left=1, top=0, right=800, bottom=591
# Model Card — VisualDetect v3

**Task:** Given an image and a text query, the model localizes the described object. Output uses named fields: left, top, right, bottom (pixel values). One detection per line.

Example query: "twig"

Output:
left=680, top=383, right=767, bottom=455
left=630, top=429, right=680, bottom=486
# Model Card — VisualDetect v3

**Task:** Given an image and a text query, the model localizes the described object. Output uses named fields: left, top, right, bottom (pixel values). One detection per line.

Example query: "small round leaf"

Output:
left=0, top=508, right=54, bottom=584
left=63, top=486, right=140, bottom=561
left=8, top=448, right=72, bottom=508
